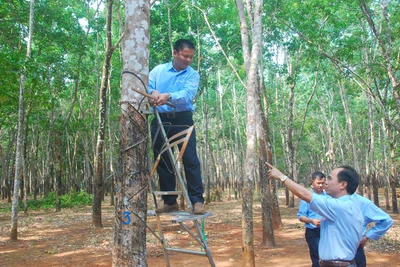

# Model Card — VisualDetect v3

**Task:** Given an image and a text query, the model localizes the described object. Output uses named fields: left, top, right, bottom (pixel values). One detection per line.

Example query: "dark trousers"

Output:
left=355, top=244, right=366, bottom=267
left=151, top=114, right=204, bottom=205
left=305, top=227, right=321, bottom=267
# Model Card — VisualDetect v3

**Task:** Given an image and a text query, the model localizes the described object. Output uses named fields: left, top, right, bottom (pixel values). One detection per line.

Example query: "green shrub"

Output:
left=0, top=191, right=93, bottom=212
left=61, top=191, right=93, bottom=208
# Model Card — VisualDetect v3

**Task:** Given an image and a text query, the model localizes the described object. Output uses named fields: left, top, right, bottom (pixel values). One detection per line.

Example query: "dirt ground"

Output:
left=1, top=192, right=399, bottom=267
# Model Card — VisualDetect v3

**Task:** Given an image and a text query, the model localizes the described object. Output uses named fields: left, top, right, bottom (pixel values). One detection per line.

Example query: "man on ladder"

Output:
left=148, top=38, right=206, bottom=215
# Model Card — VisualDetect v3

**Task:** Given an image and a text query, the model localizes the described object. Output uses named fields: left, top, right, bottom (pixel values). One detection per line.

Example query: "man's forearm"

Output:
left=265, top=162, right=313, bottom=202
left=282, top=178, right=313, bottom=203
left=299, top=216, right=312, bottom=224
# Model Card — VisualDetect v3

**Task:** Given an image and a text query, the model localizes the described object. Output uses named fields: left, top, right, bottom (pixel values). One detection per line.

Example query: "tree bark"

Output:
left=240, top=0, right=263, bottom=265
left=112, top=0, right=149, bottom=265
left=55, top=134, right=62, bottom=212
left=366, top=93, right=379, bottom=206
left=257, top=66, right=275, bottom=247
left=93, top=0, right=120, bottom=228
left=386, top=124, right=399, bottom=214
left=232, top=84, right=244, bottom=200
left=2, top=131, right=15, bottom=202
left=202, top=89, right=211, bottom=204
left=10, top=0, right=34, bottom=241
left=380, top=119, right=390, bottom=210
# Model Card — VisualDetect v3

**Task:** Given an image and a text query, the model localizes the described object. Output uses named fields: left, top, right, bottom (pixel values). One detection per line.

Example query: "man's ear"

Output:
left=340, top=181, right=348, bottom=190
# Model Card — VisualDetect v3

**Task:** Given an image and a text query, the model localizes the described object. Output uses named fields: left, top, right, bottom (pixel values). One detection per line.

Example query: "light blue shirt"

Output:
left=298, top=189, right=326, bottom=229
left=310, top=194, right=363, bottom=261
left=148, top=61, right=200, bottom=113
left=351, top=194, right=393, bottom=240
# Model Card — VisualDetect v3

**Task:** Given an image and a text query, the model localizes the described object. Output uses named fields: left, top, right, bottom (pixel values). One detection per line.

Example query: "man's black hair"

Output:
left=173, top=39, right=195, bottom=52
left=312, top=171, right=325, bottom=180
left=337, top=165, right=359, bottom=194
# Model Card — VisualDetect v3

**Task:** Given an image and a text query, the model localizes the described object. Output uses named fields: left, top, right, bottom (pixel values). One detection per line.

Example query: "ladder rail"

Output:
left=148, top=108, right=215, bottom=267
left=152, top=109, right=194, bottom=211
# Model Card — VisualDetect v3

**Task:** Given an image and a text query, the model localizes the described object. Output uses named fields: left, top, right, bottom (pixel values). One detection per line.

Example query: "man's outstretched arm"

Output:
left=265, top=162, right=313, bottom=203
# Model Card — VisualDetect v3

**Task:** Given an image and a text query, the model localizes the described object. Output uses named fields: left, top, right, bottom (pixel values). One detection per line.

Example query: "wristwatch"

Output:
left=280, top=175, right=288, bottom=183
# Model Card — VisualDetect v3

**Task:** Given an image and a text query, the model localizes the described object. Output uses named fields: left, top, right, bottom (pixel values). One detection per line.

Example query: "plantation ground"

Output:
left=0, top=192, right=399, bottom=267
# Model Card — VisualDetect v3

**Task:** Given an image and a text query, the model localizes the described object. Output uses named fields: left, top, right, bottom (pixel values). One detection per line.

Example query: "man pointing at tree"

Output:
left=265, top=162, right=363, bottom=267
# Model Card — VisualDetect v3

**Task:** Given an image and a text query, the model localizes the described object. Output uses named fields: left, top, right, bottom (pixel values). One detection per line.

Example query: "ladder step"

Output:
left=165, top=247, right=207, bottom=256
left=153, top=190, right=182, bottom=196
left=147, top=210, right=157, bottom=216
left=140, top=110, right=154, bottom=115
left=171, top=212, right=213, bottom=223
left=147, top=210, right=213, bottom=221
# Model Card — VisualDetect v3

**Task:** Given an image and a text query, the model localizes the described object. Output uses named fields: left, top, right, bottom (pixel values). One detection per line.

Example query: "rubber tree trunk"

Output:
left=10, top=0, right=34, bottom=241
left=112, top=0, right=150, bottom=265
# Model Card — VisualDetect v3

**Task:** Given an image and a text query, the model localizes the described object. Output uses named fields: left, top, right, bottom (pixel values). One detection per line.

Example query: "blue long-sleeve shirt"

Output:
left=351, top=194, right=393, bottom=240
left=298, top=189, right=326, bottom=229
left=310, top=194, right=363, bottom=261
left=148, top=61, right=199, bottom=113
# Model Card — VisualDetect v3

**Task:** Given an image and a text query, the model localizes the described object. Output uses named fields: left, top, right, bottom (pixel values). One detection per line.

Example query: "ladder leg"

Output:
left=194, top=220, right=216, bottom=267
left=155, top=215, right=171, bottom=267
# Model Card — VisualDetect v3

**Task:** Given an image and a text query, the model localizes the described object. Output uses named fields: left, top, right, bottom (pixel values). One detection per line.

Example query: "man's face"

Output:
left=173, top=47, right=194, bottom=71
left=325, top=168, right=346, bottom=198
left=312, top=178, right=326, bottom=194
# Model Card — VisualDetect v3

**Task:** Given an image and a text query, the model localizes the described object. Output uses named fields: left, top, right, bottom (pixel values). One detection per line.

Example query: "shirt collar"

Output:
left=337, top=194, right=352, bottom=200
left=311, top=189, right=327, bottom=195
left=168, top=60, right=188, bottom=73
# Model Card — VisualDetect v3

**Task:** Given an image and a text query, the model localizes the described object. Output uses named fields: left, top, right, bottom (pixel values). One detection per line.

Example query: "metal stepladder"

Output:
left=144, top=107, right=215, bottom=267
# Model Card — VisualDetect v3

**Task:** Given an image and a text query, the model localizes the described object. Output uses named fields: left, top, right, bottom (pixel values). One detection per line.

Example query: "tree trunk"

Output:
left=44, top=82, right=56, bottom=198
left=380, top=119, right=390, bottom=210
left=10, top=0, right=34, bottom=241
left=93, top=0, right=118, bottom=228
left=240, top=0, right=263, bottom=265
left=108, top=81, right=115, bottom=207
left=257, top=67, right=275, bottom=247
left=366, top=94, right=379, bottom=206
left=71, top=133, right=80, bottom=192
left=10, top=77, right=25, bottom=240
left=387, top=125, right=399, bottom=214
left=202, top=89, right=211, bottom=204
left=216, top=73, right=226, bottom=201
left=55, top=134, right=62, bottom=212
left=286, top=75, right=296, bottom=207
left=2, top=131, right=15, bottom=202
left=112, top=0, right=149, bottom=265
left=232, top=84, right=244, bottom=201
left=23, top=118, right=30, bottom=214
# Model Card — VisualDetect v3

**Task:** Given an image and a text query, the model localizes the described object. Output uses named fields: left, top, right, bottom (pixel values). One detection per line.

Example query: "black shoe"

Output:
left=155, top=203, right=179, bottom=213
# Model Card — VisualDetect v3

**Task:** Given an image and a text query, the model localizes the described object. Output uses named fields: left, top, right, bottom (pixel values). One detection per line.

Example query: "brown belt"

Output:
left=319, top=259, right=355, bottom=267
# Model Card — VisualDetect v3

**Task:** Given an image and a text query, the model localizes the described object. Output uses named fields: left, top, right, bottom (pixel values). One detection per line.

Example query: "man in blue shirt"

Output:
left=266, top=162, right=363, bottom=267
left=148, top=39, right=205, bottom=214
left=298, top=171, right=326, bottom=267
left=297, top=172, right=393, bottom=267
left=352, top=193, right=393, bottom=267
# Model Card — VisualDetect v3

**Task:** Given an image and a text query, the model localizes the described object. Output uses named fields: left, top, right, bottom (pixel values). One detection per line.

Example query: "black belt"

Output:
left=319, top=259, right=355, bottom=267
left=159, top=111, right=192, bottom=119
